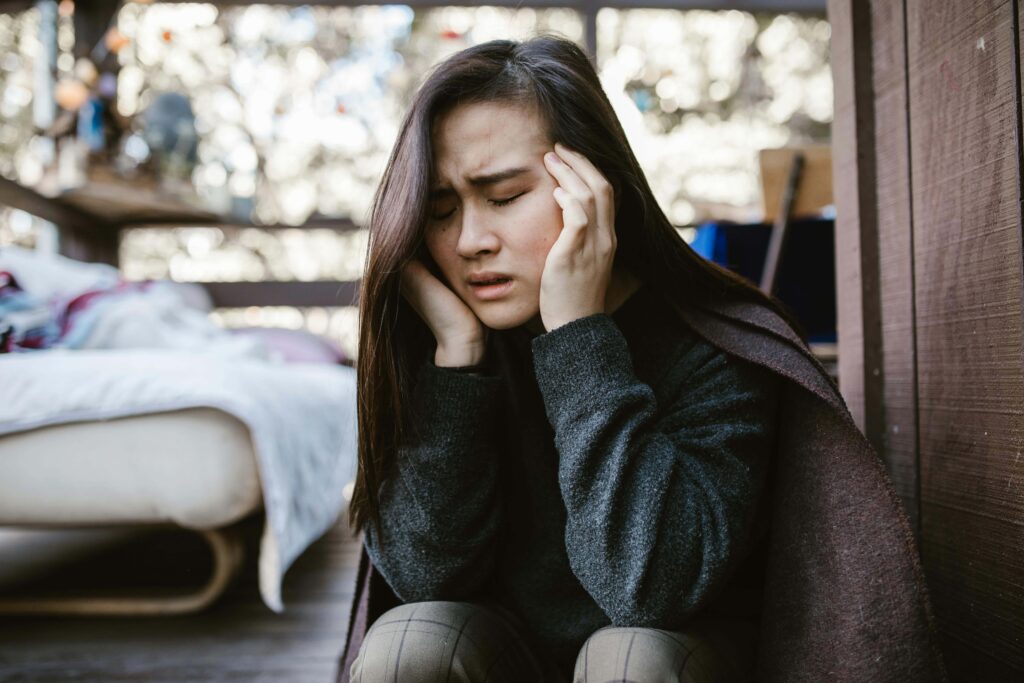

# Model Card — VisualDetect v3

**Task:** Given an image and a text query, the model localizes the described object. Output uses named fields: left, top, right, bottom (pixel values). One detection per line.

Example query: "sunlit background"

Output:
left=0, top=2, right=831, bottom=360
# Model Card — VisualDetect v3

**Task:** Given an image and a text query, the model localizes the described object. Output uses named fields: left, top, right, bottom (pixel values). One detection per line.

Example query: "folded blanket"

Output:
left=0, top=247, right=268, bottom=358
left=0, top=349, right=358, bottom=613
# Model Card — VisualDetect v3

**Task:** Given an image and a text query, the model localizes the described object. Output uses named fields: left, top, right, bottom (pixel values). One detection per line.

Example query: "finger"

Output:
left=399, top=260, right=424, bottom=307
left=401, top=258, right=428, bottom=289
left=401, top=258, right=442, bottom=310
left=552, top=187, right=589, bottom=236
left=544, top=150, right=593, bottom=210
left=554, top=142, right=615, bottom=230
left=554, top=142, right=611, bottom=194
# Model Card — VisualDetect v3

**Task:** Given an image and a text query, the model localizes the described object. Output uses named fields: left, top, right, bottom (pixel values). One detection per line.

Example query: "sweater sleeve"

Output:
left=531, top=314, right=779, bottom=628
left=362, top=359, right=504, bottom=602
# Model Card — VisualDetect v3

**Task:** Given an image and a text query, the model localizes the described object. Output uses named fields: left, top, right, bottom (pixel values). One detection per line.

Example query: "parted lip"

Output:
left=467, top=271, right=514, bottom=285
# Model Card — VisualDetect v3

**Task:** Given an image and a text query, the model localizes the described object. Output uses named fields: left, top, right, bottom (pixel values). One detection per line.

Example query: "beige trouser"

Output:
left=349, top=600, right=758, bottom=683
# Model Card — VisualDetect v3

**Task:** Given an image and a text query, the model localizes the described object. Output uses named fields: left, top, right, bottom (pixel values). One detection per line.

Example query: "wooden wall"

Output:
left=829, top=0, right=1024, bottom=678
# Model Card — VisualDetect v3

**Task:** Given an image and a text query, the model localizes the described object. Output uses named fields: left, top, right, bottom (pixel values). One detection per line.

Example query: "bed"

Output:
left=0, top=348, right=358, bottom=615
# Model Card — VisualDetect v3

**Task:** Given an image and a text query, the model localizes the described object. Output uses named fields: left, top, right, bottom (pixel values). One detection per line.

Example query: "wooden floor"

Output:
left=0, top=512, right=362, bottom=683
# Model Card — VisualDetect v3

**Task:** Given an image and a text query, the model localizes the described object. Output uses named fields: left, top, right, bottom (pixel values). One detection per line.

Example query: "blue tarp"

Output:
left=690, top=218, right=836, bottom=344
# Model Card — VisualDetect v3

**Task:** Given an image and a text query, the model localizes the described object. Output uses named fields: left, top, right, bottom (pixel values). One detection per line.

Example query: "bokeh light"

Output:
left=1, top=4, right=831, bottom=358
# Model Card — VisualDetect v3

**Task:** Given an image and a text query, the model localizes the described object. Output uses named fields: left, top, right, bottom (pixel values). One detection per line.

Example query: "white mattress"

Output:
left=0, top=407, right=262, bottom=528
left=0, top=349, right=357, bottom=613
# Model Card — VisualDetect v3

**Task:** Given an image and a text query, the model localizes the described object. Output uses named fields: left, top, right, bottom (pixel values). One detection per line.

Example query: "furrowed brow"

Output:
left=467, top=167, right=531, bottom=187
left=430, top=167, right=531, bottom=198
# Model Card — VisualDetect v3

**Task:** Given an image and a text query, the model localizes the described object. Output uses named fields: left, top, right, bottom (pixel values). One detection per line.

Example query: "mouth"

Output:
left=468, top=277, right=514, bottom=300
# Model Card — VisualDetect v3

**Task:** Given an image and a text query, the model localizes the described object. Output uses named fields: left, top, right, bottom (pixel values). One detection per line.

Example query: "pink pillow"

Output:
left=229, top=327, right=352, bottom=366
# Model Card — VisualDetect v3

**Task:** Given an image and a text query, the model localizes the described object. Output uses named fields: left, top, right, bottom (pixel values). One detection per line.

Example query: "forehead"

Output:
left=431, top=101, right=549, bottom=183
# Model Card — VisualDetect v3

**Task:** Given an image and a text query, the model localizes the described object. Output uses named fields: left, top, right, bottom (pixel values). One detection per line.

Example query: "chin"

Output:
left=473, top=304, right=538, bottom=331
left=478, top=312, right=532, bottom=331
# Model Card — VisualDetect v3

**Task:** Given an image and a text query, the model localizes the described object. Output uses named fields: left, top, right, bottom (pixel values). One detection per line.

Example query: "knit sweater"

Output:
left=362, top=283, right=781, bottom=672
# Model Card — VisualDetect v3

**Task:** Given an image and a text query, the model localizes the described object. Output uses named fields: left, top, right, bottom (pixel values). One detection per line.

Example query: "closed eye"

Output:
left=430, top=191, right=527, bottom=221
left=490, top=191, right=526, bottom=207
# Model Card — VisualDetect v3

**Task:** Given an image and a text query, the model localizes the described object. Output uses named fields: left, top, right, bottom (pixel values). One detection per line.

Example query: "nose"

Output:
left=455, top=203, right=501, bottom=258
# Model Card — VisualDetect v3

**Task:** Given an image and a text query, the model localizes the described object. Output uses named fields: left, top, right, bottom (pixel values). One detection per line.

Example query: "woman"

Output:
left=342, top=36, right=946, bottom=683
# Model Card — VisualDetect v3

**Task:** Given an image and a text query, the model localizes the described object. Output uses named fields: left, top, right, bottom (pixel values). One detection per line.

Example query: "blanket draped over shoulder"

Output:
left=336, top=298, right=948, bottom=682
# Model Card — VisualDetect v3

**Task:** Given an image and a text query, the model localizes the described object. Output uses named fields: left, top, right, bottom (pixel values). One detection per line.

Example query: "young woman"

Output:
left=342, top=35, right=944, bottom=683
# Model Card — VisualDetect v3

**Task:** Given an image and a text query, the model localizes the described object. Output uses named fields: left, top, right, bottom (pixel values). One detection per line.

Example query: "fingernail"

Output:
left=546, top=152, right=561, bottom=165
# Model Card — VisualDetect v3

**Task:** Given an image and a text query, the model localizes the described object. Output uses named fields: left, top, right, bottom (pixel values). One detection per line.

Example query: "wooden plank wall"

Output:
left=870, top=0, right=918, bottom=537
left=829, top=0, right=1024, bottom=678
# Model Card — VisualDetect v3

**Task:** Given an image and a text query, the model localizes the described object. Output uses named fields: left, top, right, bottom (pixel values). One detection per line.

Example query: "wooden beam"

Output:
left=0, top=175, right=100, bottom=233
left=828, top=0, right=883, bottom=449
left=908, top=0, right=1024, bottom=675
left=71, top=0, right=120, bottom=63
left=583, top=2, right=598, bottom=63
left=0, top=1, right=34, bottom=14
left=201, top=280, right=360, bottom=308
left=759, top=150, right=804, bottom=295
left=0, top=171, right=364, bottom=234
left=0, top=174, right=123, bottom=265
left=128, top=216, right=364, bottom=232
left=869, top=0, right=920, bottom=538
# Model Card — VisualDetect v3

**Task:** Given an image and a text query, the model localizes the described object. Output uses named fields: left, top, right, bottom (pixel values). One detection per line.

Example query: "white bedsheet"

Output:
left=0, top=349, right=358, bottom=613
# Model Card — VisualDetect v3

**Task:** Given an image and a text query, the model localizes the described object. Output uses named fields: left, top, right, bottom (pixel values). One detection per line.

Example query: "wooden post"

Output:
left=828, top=0, right=884, bottom=454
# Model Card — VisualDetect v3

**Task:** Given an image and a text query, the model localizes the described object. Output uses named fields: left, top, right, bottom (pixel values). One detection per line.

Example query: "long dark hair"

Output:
left=350, top=35, right=802, bottom=534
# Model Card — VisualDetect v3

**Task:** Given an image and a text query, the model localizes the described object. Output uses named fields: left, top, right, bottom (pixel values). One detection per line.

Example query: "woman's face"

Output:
left=424, top=101, right=563, bottom=332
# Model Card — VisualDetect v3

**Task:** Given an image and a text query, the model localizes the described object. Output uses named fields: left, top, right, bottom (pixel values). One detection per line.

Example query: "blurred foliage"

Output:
left=114, top=4, right=583, bottom=227
left=0, top=8, right=39, bottom=182
left=1, top=4, right=831, bottom=354
left=598, top=9, right=831, bottom=225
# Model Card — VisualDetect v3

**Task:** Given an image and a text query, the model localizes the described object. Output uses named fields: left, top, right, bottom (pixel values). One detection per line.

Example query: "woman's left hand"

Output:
left=540, top=142, right=618, bottom=332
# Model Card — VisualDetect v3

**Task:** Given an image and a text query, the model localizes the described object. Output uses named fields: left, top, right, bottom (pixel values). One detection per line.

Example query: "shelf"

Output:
left=1, top=168, right=359, bottom=232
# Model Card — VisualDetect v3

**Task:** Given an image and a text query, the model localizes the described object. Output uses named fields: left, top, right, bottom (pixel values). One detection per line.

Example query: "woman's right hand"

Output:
left=400, top=258, right=487, bottom=367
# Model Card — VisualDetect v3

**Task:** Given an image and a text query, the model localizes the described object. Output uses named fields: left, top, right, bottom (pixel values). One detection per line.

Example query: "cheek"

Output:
left=423, top=231, right=441, bottom=260
left=424, top=231, right=456, bottom=275
left=525, top=196, right=563, bottom=258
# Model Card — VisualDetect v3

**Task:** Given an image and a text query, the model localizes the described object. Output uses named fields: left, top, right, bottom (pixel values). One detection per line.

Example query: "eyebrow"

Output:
left=430, top=166, right=532, bottom=199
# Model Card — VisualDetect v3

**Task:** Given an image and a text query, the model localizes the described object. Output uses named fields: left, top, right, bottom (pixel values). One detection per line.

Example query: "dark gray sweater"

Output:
left=363, top=283, right=780, bottom=671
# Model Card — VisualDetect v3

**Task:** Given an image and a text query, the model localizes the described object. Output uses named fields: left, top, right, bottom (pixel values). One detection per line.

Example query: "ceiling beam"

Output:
left=201, top=280, right=360, bottom=308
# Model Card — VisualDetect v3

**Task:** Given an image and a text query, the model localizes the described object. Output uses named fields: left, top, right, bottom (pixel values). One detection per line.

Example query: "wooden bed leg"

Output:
left=0, top=527, right=246, bottom=616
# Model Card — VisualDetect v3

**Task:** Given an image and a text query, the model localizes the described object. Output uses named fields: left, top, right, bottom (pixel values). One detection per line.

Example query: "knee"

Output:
left=348, top=601, right=494, bottom=683
left=573, top=621, right=758, bottom=683
left=574, top=626, right=688, bottom=683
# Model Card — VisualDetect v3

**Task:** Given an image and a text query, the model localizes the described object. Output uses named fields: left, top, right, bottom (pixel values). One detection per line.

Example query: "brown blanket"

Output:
left=336, top=298, right=948, bottom=682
